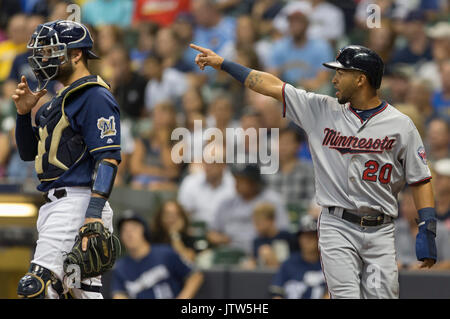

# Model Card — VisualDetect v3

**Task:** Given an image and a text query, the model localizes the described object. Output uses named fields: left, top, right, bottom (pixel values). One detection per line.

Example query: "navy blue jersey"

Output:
left=111, top=244, right=193, bottom=299
left=270, top=254, right=326, bottom=299
left=28, top=75, right=121, bottom=192
left=252, top=230, right=294, bottom=258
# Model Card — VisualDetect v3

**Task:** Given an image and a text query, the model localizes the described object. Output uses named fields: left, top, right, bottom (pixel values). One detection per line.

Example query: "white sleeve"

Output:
left=402, top=124, right=432, bottom=185
left=177, top=177, right=196, bottom=213
left=282, top=83, right=334, bottom=134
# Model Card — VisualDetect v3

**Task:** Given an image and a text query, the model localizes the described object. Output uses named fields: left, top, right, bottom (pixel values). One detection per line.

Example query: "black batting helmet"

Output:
left=323, top=45, right=384, bottom=89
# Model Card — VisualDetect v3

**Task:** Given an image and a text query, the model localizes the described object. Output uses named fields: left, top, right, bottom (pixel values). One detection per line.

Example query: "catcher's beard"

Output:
left=55, top=60, right=75, bottom=84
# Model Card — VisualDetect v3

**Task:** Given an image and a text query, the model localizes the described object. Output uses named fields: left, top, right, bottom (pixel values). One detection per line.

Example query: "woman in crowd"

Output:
left=129, top=101, right=181, bottom=191
left=151, top=200, right=197, bottom=262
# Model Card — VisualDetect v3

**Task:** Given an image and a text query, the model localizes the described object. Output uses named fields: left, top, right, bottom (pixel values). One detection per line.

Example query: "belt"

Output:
left=44, top=189, right=67, bottom=203
left=328, top=207, right=392, bottom=227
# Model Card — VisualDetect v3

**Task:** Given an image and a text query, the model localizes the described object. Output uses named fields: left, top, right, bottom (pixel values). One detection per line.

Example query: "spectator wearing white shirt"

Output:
left=418, top=22, right=450, bottom=91
left=273, top=0, right=345, bottom=43
left=144, top=54, right=189, bottom=112
left=207, top=163, right=289, bottom=255
left=178, top=147, right=236, bottom=228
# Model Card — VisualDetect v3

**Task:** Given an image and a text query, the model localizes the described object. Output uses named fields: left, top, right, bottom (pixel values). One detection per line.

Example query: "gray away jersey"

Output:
left=282, top=83, right=431, bottom=218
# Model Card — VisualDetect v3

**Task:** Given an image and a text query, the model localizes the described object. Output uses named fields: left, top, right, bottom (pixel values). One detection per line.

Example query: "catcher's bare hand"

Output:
left=81, top=218, right=103, bottom=251
left=190, top=43, right=224, bottom=71
left=11, top=76, right=47, bottom=115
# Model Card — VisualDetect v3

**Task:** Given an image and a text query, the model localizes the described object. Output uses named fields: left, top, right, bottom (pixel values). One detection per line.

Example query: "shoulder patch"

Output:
left=97, top=116, right=117, bottom=139
left=417, top=146, right=427, bottom=165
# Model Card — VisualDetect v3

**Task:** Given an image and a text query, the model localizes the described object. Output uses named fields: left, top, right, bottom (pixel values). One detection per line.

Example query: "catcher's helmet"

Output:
left=323, top=45, right=384, bottom=89
left=27, top=20, right=99, bottom=91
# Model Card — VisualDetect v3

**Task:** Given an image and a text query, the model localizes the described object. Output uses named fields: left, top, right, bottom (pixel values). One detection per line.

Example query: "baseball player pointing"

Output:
left=191, top=43, right=437, bottom=298
left=12, top=20, right=121, bottom=299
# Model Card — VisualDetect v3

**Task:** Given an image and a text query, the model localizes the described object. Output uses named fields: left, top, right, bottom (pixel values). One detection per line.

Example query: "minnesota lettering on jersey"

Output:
left=322, top=128, right=396, bottom=154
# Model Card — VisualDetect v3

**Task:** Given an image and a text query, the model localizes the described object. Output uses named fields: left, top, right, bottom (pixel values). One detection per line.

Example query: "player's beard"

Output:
left=55, top=59, right=75, bottom=85
left=337, top=86, right=355, bottom=105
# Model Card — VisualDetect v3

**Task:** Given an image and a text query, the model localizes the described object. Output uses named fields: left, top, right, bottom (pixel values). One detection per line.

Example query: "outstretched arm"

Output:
left=190, top=44, right=284, bottom=101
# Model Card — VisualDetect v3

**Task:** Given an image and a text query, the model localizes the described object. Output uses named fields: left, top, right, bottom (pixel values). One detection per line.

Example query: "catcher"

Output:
left=12, top=20, right=121, bottom=299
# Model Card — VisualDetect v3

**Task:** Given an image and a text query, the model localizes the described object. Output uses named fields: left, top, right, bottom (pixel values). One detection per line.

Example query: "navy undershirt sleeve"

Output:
left=15, top=112, right=38, bottom=161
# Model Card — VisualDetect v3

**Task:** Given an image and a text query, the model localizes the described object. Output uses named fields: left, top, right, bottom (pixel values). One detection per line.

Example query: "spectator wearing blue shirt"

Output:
left=242, top=203, right=293, bottom=270
left=432, top=59, right=450, bottom=117
left=184, top=0, right=236, bottom=76
left=82, top=0, right=133, bottom=28
left=270, top=215, right=327, bottom=299
left=267, top=2, right=333, bottom=91
left=388, top=11, right=432, bottom=70
left=111, top=211, right=204, bottom=299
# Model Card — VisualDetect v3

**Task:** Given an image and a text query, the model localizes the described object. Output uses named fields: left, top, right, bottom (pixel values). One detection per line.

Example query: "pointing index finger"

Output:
left=190, top=43, right=209, bottom=54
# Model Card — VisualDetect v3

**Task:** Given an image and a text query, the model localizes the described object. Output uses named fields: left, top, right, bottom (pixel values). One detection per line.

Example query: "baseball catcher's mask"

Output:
left=27, top=20, right=99, bottom=91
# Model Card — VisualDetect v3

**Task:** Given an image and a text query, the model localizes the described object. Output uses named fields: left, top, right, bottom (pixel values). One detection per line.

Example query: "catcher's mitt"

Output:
left=63, top=222, right=121, bottom=281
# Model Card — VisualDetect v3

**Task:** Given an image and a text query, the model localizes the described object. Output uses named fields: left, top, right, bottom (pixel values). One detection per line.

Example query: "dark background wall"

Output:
left=101, top=268, right=450, bottom=299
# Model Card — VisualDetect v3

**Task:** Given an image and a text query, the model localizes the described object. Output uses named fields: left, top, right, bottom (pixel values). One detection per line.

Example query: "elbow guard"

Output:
left=91, top=159, right=118, bottom=198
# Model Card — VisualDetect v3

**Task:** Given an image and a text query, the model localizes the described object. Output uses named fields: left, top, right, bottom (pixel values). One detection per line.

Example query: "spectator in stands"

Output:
left=270, top=215, right=326, bottom=299
left=144, top=53, right=189, bottom=112
left=425, top=117, right=450, bottom=163
left=434, top=158, right=450, bottom=225
left=431, top=59, right=450, bottom=116
left=388, top=10, right=432, bottom=68
left=0, top=131, right=9, bottom=178
left=178, top=146, right=235, bottom=228
left=181, top=87, right=207, bottom=117
left=264, top=127, right=315, bottom=212
left=250, top=0, right=284, bottom=37
left=132, top=0, right=191, bottom=27
left=405, top=78, right=437, bottom=128
left=207, top=163, right=289, bottom=255
left=106, top=46, right=147, bottom=120
left=96, top=25, right=124, bottom=58
left=155, top=27, right=194, bottom=73
left=418, top=22, right=450, bottom=91
left=395, top=187, right=450, bottom=269
left=249, top=93, right=288, bottom=133
left=5, top=127, right=36, bottom=182
left=129, top=102, right=181, bottom=190
left=82, top=0, right=133, bottom=28
left=273, top=0, right=345, bottom=44
left=130, top=23, right=159, bottom=72
left=3, top=15, right=58, bottom=99
left=243, top=203, right=293, bottom=270
left=186, top=0, right=236, bottom=72
left=112, top=211, right=204, bottom=299
left=150, top=200, right=197, bottom=262
left=0, top=14, right=27, bottom=82
left=115, top=119, right=135, bottom=186
left=267, top=2, right=333, bottom=91
left=0, top=0, right=21, bottom=34
left=29, top=0, right=71, bottom=18
left=365, top=19, right=396, bottom=63
left=206, top=94, right=239, bottom=133
left=382, top=65, right=413, bottom=105
left=354, top=0, right=397, bottom=29
left=232, top=107, right=263, bottom=163
left=173, top=13, right=195, bottom=50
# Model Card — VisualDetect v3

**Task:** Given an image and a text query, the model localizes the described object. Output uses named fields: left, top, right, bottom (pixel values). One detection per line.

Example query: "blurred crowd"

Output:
left=0, top=0, right=449, bottom=299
